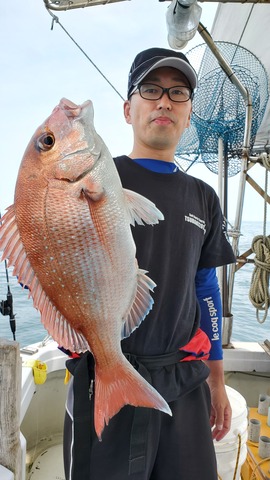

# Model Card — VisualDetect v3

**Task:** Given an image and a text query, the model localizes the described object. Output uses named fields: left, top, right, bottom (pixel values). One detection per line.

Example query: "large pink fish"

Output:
left=0, top=99, right=171, bottom=439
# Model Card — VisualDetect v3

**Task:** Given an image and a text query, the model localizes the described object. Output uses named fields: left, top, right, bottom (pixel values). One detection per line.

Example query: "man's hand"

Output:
left=205, top=359, right=232, bottom=441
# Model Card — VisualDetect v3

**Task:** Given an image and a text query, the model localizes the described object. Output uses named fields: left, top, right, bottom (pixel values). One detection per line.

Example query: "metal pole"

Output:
left=197, top=23, right=253, bottom=341
left=217, top=138, right=224, bottom=294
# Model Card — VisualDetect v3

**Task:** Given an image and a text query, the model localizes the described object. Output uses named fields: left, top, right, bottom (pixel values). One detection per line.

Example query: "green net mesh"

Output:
left=176, top=42, right=269, bottom=176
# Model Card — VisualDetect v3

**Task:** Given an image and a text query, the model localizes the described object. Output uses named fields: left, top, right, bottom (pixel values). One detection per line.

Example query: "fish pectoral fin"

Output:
left=121, top=269, right=156, bottom=339
left=123, top=188, right=164, bottom=226
left=82, top=178, right=104, bottom=202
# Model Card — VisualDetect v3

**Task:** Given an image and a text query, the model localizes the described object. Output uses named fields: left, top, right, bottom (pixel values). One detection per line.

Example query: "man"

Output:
left=64, top=47, right=235, bottom=480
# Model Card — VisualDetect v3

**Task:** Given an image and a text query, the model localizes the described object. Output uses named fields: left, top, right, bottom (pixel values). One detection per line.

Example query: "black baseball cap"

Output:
left=127, top=47, right=197, bottom=99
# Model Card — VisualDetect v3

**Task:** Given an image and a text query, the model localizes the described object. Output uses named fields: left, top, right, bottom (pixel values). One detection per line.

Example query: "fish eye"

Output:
left=37, top=132, right=55, bottom=151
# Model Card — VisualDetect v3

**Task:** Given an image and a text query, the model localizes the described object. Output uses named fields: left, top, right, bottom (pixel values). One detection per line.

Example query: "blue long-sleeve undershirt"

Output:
left=195, top=267, right=223, bottom=360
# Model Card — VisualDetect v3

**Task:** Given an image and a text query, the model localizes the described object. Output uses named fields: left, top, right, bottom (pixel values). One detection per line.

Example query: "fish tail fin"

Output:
left=94, top=358, right=171, bottom=440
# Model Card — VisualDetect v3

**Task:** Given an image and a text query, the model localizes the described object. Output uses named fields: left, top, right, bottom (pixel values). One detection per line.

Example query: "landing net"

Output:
left=176, top=42, right=269, bottom=176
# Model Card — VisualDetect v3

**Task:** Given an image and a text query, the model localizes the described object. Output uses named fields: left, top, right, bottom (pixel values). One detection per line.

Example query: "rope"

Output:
left=260, top=153, right=270, bottom=245
left=233, top=434, right=242, bottom=480
left=249, top=154, right=270, bottom=323
left=249, top=235, right=270, bottom=323
left=249, top=456, right=270, bottom=480
left=261, top=152, right=270, bottom=171
left=217, top=433, right=242, bottom=480
left=228, top=229, right=242, bottom=240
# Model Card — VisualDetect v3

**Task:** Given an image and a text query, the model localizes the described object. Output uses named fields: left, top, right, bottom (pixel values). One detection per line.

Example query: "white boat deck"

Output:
left=28, top=444, right=64, bottom=480
left=1, top=338, right=270, bottom=479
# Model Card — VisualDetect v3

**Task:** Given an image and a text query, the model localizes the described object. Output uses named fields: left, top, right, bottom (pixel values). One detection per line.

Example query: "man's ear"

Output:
left=123, top=100, right=132, bottom=125
left=186, top=106, right=192, bottom=129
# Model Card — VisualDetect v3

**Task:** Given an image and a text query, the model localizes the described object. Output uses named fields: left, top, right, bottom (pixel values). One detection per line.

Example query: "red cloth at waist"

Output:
left=60, top=328, right=211, bottom=362
left=179, top=328, right=211, bottom=361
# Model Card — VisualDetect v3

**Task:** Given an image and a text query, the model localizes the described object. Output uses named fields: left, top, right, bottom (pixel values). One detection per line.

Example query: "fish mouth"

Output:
left=57, top=98, right=101, bottom=182
left=59, top=98, right=92, bottom=118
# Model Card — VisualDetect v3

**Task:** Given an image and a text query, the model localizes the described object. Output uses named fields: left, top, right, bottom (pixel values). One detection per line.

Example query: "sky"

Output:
left=0, top=0, right=268, bottom=223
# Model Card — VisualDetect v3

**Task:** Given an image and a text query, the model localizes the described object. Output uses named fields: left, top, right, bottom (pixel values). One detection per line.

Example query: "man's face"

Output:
left=124, top=66, right=192, bottom=153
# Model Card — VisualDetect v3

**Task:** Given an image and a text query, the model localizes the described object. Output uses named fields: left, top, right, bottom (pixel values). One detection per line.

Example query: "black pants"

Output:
left=63, top=377, right=217, bottom=480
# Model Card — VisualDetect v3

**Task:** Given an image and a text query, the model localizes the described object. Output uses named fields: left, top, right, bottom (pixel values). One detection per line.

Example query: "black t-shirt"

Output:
left=114, top=156, right=235, bottom=358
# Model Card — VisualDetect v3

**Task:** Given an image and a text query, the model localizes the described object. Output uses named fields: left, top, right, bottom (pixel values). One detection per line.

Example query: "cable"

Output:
left=46, top=8, right=125, bottom=101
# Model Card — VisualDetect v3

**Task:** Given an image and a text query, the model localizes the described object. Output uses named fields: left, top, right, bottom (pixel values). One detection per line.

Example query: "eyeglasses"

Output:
left=135, top=83, right=193, bottom=103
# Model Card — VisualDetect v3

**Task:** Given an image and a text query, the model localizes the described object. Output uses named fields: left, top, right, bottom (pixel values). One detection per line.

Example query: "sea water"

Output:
left=0, top=221, right=269, bottom=348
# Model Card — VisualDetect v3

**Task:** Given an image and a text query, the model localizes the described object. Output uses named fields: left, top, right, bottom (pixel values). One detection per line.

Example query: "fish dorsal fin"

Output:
left=123, top=188, right=164, bottom=226
left=121, top=269, right=156, bottom=339
left=0, top=205, right=89, bottom=353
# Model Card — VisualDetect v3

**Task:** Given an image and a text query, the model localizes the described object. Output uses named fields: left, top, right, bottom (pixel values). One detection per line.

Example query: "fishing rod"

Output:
left=0, top=211, right=16, bottom=341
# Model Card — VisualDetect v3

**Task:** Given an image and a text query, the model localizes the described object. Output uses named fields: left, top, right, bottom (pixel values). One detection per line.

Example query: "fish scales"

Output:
left=0, top=98, right=171, bottom=439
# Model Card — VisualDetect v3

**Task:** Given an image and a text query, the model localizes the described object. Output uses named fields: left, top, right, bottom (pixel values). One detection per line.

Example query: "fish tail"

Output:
left=94, top=357, right=171, bottom=440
